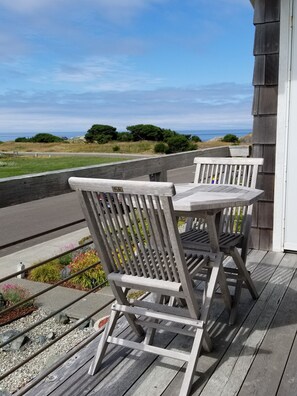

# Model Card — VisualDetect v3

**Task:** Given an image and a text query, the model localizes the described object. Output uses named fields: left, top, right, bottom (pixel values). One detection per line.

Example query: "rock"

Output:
left=0, top=330, right=29, bottom=351
left=55, top=313, right=70, bottom=324
left=77, top=318, right=94, bottom=330
left=46, top=332, right=56, bottom=340
left=44, top=352, right=63, bottom=369
left=88, top=318, right=95, bottom=328
left=0, top=388, right=12, bottom=396
left=38, top=335, right=47, bottom=345
left=239, top=133, right=252, bottom=143
left=60, top=266, right=71, bottom=279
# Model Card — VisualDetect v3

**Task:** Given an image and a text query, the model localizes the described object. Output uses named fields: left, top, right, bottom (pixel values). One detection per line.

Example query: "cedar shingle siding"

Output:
left=251, top=0, right=280, bottom=250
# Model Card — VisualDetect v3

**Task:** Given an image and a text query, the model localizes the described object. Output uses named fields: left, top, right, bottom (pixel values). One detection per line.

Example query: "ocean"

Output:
left=0, top=129, right=251, bottom=142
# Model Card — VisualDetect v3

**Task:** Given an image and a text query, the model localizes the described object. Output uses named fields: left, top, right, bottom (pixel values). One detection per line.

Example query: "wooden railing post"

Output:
left=149, top=170, right=167, bottom=182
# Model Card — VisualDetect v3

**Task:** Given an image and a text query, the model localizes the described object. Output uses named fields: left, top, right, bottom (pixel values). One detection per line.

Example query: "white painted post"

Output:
left=17, top=262, right=25, bottom=279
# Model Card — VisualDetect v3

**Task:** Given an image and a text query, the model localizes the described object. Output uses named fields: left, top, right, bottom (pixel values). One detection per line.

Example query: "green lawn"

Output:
left=0, top=156, right=129, bottom=178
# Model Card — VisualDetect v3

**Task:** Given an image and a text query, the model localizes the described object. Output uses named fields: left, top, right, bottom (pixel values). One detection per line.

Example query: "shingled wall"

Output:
left=250, top=0, right=280, bottom=250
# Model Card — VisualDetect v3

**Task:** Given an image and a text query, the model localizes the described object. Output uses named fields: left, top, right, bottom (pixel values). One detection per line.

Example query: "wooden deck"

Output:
left=19, top=250, right=297, bottom=396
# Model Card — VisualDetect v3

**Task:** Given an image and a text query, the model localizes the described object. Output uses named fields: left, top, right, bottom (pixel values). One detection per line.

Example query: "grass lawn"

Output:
left=0, top=140, right=158, bottom=154
left=0, top=139, right=232, bottom=155
left=0, top=156, right=130, bottom=178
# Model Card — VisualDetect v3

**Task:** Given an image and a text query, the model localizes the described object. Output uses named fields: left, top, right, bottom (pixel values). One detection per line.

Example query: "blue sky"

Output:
left=0, top=0, right=254, bottom=136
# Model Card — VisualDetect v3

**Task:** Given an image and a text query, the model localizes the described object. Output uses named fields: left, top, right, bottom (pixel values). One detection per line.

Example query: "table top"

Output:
left=173, top=183, right=264, bottom=212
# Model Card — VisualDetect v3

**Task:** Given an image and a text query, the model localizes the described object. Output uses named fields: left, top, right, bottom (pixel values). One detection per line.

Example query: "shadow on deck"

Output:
left=17, top=249, right=297, bottom=396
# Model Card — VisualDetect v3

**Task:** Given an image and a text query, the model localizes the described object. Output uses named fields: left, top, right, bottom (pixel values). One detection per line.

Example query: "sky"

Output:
left=0, top=0, right=255, bottom=136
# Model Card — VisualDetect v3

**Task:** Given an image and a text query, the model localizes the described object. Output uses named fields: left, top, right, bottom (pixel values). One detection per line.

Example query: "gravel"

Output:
left=0, top=308, right=95, bottom=394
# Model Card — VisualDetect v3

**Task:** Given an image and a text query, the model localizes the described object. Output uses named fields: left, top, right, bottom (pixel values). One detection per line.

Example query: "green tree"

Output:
left=85, top=125, right=117, bottom=143
left=31, top=133, right=64, bottom=143
left=15, top=137, right=31, bottom=142
left=154, top=142, right=167, bottom=153
left=117, top=132, right=133, bottom=142
left=222, top=133, right=239, bottom=143
left=126, top=124, right=164, bottom=141
left=162, top=129, right=178, bottom=140
left=165, top=135, right=197, bottom=154
left=191, top=135, right=201, bottom=142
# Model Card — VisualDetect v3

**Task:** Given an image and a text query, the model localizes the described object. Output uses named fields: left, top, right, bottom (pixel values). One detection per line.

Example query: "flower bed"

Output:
left=0, top=284, right=37, bottom=326
left=26, top=244, right=107, bottom=291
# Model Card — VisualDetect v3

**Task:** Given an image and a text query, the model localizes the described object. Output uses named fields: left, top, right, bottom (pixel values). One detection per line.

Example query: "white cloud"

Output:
left=0, top=83, right=253, bottom=134
left=0, top=0, right=168, bottom=21
left=0, top=0, right=53, bottom=13
left=37, top=57, right=164, bottom=91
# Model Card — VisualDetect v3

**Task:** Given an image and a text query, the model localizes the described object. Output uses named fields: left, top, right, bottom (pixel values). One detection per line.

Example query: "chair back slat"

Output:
left=191, top=157, right=263, bottom=236
left=69, top=178, right=195, bottom=286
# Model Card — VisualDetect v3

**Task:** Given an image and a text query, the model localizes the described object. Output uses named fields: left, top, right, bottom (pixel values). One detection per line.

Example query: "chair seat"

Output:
left=180, top=229, right=244, bottom=252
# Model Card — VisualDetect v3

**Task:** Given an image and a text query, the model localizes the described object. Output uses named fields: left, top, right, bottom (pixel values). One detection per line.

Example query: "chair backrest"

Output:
left=191, top=157, right=264, bottom=235
left=69, top=177, right=198, bottom=312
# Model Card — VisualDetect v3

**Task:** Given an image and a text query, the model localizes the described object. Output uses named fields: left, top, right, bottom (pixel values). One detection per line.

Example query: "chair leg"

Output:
left=144, top=294, right=163, bottom=345
left=231, top=248, right=258, bottom=299
left=202, top=330, right=212, bottom=352
left=179, top=328, right=204, bottom=396
left=228, top=279, right=243, bottom=325
left=110, top=282, right=145, bottom=337
left=217, top=265, right=232, bottom=313
left=89, top=309, right=119, bottom=375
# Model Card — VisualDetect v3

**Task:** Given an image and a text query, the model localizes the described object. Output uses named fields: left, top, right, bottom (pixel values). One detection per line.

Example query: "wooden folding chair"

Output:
left=180, top=157, right=264, bottom=323
left=69, top=177, right=230, bottom=396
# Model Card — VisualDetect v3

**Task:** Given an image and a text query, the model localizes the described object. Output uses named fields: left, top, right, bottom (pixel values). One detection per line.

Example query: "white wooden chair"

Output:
left=69, top=177, right=229, bottom=396
left=180, top=157, right=264, bottom=323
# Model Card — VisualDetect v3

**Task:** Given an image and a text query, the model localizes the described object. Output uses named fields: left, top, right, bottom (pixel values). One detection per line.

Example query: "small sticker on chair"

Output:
left=112, top=186, right=124, bottom=192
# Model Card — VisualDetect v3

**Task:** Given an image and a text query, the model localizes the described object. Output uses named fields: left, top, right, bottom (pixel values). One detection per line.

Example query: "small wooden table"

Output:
left=172, top=183, right=264, bottom=322
left=173, top=183, right=263, bottom=251
left=173, top=183, right=263, bottom=214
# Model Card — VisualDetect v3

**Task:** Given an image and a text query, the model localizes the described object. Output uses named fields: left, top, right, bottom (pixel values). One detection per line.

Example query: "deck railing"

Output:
left=0, top=146, right=231, bottom=208
left=0, top=240, right=115, bottom=394
left=0, top=145, right=248, bottom=393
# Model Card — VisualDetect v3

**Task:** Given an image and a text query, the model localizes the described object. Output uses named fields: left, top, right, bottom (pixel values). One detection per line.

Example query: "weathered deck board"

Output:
left=201, top=252, right=295, bottom=396
left=18, top=250, right=297, bottom=396
left=164, top=251, right=283, bottom=396
left=238, top=254, right=297, bottom=396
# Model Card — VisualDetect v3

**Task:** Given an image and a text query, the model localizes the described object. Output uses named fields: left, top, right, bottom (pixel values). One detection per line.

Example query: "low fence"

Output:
left=0, top=240, right=115, bottom=394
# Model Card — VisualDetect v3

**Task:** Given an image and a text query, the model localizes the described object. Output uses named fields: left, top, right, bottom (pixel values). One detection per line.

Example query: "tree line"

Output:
left=14, top=124, right=239, bottom=154
left=84, top=124, right=201, bottom=154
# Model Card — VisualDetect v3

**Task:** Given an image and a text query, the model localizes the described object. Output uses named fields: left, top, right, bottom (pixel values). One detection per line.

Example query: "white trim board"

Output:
left=273, top=0, right=293, bottom=252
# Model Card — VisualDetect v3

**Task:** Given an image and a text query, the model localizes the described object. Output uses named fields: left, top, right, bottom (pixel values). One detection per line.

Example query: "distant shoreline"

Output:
left=0, top=129, right=251, bottom=142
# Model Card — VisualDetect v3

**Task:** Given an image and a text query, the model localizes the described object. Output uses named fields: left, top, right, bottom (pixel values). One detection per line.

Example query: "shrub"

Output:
left=78, top=235, right=92, bottom=245
left=165, top=135, right=197, bottom=154
left=221, top=133, right=239, bottom=143
left=68, top=249, right=106, bottom=289
left=31, top=133, right=64, bottom=143
left=28, top=260, right=62, bottom=283
left=117, top=132, right=133, bottom=142
left=191, top=135, right=201, bottom=142
left=154, top=142, right=167, bottom=153
left=112, top=145, right=120, bottom=152
left=126, top=124, right=164, bottom=141
left=59, top=253, right=73, bottom=266
left=85, top=125, right=117, bottom=143
left=1, top=284, right=34, bottom=308
left=15, top=137, right=31, bottom=142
